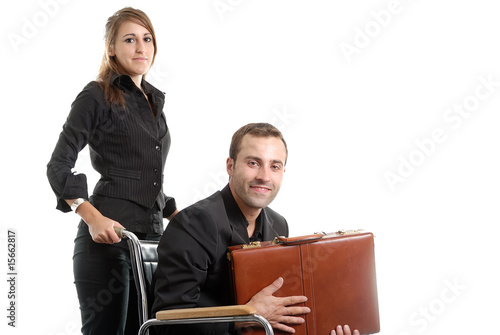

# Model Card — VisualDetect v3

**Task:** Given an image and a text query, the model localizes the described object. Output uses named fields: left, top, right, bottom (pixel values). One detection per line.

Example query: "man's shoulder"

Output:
left=261, top=206, right=288, bottom=237
left=172, top=191, right=226, bottom=224
left=188, top=190, right=225, bottom=212
left=164, top=190, right=230, bottom=244
left=262, top=206, right=286, bottom=222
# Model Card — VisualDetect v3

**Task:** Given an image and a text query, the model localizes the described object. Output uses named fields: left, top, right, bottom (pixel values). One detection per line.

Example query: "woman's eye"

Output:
left=125, top=38, right=135, bottom=43
left=145, top=37, right=152, bottom=42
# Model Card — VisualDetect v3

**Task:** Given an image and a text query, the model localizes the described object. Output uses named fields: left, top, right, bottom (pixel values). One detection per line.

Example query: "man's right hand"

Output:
left=246, top=277, right=310, bottom=333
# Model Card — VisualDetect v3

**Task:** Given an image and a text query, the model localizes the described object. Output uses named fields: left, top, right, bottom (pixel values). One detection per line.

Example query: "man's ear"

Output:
left=226, top=157, right=234, bottom=177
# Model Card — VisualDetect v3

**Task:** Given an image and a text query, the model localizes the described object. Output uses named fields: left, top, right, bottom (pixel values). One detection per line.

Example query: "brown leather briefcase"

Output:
left=227, top=231, right=380, bottom=335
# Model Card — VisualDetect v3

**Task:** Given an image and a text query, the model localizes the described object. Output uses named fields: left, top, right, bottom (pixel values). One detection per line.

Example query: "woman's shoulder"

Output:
left=69, top=81, right=109, bottom=114
left=75, top=81, right=107, bottom=104
left=143, top=80, right=165, bottom=98
left=81, top=80, right=104, bottom=95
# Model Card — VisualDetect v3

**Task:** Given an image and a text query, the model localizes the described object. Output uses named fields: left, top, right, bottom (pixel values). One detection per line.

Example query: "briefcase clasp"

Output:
left=242, top=241, right=262, bottom=249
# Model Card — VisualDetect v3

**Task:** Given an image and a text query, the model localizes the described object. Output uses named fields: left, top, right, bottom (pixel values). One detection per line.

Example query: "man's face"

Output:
left=227, top=134, right=287, bottom=211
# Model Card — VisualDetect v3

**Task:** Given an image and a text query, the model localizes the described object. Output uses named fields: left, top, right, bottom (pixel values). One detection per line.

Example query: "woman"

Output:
left=47, top=7, right=177, bottom=335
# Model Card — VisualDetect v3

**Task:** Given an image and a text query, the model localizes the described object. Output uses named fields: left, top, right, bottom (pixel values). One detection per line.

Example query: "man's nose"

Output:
left=256, top=166, right=271, bottom=182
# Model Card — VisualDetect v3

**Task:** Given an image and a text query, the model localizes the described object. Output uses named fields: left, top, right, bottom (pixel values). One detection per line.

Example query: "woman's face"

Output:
left=109, top=20, right=154, bottom=85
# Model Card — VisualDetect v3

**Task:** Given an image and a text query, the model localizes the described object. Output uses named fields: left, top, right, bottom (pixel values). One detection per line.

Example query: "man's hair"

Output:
left=229, top=123, right=288, bottom=163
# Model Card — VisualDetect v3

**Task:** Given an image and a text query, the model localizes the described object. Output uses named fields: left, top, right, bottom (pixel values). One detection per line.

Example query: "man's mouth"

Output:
left=250, top=185, right=272, bottom=193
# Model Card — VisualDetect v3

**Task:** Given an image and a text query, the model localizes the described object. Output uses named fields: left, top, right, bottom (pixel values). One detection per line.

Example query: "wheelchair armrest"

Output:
left=155, top=305, right=257, bottom=320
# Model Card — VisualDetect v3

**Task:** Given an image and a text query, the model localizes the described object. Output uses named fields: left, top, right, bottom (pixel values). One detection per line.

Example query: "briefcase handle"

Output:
left=275, top=233, right=324, bottom=245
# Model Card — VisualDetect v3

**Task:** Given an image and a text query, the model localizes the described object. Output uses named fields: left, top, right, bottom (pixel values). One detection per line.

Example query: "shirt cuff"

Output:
left=55, top=173, right=89, bottom=213
left=162, top=197, right=177, bottom=218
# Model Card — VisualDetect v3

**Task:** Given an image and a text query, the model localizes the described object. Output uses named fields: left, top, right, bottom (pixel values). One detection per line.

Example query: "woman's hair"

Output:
left=229, top=123, right=288, bottom=164
left=97, top=7, right=157, bottom=106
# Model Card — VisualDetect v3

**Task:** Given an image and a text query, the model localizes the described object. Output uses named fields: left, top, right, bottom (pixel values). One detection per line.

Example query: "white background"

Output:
left=1, top=0, right=499, bottom=334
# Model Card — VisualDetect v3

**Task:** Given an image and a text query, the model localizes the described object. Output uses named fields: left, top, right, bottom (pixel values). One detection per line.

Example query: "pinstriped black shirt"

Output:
left=47, top=75, right=176, bottom=233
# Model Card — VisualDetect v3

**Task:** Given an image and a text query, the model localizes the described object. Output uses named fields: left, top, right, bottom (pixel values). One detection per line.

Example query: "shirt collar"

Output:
left=113, top=74, right=165, bottom=99
left=111, top=74, right=144, bottom=92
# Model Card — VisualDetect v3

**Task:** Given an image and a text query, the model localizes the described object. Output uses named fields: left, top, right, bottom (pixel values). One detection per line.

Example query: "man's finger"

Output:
left=278, top=294, right=309, bottom=307
left=278, top=315, right=307, bottom=325
left=273, top=321, right=300, bottom=334
left=260, top=277, right=284, bottom=295
left=284, top=306, right=311, bottom=316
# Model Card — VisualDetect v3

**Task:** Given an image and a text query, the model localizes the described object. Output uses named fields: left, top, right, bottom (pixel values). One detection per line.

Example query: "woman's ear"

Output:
left=108, top=45, right=115, bottom=57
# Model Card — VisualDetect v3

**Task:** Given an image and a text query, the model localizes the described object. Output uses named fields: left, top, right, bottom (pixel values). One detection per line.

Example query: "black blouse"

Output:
left=47, top=75, right=176, bottom=233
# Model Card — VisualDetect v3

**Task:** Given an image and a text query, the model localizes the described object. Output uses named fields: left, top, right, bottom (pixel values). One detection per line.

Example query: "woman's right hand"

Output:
left=87, top=214, right=123, bottom=244
left=66, top=199, right=123, bottom=244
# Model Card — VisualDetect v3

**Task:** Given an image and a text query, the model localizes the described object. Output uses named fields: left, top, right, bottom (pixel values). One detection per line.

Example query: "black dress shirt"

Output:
left=47, top=75, right=176, bottom=233
left=152, top=185, right=288, bottom=334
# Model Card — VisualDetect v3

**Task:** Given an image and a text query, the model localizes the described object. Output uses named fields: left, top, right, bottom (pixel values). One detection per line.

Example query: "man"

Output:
left=152, top=123, right=358, bottom=335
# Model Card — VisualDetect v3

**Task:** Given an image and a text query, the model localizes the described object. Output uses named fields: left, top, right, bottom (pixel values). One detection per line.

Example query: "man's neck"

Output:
left=228, top=184, right=262, bottom=236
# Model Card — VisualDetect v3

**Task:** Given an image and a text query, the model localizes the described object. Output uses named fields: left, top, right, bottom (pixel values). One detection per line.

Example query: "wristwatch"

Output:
left=71, top=198, right=87, bottom=211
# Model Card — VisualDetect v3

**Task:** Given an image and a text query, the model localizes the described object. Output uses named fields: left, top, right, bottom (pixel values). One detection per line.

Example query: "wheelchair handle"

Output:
left=114, top=227, right=125, bottom=239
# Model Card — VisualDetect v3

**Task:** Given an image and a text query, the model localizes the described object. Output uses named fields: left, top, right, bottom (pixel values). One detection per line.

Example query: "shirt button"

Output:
left=155, top=145, right=160, bottom=151
left=153, top=182, right=159, bottom=187
left=154, top=168, right=159, bottom=174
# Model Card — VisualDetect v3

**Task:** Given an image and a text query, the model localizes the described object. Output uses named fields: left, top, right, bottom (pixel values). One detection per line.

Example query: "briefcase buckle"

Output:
left=242, top=241, right=261, bottom=249
left=336, top=229, right=361, bottom=236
